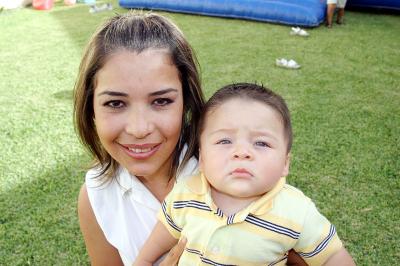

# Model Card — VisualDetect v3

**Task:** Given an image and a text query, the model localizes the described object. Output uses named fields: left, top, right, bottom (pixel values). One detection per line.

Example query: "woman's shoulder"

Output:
left=83, top=166, right=157, bottom=265
left=85, top=167, right=107, bottom=187
left=84, top=167, right=126, bottom=208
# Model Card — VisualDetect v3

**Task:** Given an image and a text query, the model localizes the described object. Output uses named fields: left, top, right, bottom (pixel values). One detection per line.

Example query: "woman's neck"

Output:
left=134, top=156, right=175, bottom=202
left=137, top=175, right=175, bottom=202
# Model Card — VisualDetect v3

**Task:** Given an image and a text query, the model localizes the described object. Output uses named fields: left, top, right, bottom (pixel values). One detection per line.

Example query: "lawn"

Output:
left=0, top=1, right=399, bottom=265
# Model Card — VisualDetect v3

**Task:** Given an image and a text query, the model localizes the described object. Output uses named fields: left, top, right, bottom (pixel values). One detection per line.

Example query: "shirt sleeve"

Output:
left=157, top=184, right=183, bottom=239
left=294, top=201, right=343, bottom=265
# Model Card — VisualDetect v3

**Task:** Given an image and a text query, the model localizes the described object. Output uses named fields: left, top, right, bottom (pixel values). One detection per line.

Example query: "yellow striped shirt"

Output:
left=158, top=173, right=342, bottom=265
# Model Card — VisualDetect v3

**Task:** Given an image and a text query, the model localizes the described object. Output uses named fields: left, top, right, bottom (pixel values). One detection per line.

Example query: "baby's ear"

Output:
left=282, top=153, right=291, bottom=177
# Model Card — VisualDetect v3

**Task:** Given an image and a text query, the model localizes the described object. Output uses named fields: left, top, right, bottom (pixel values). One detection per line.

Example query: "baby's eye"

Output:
left=104, top=100, right=124, bottom=109
left=255, top=141, right=269, bottom=148
left=216, top=139, right=232, bottom=145
left=153, top=98, right=173, bottom=107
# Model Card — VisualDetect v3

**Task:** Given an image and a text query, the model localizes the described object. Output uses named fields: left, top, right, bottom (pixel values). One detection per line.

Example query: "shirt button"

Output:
left=212, top=247, right=220, bottom=253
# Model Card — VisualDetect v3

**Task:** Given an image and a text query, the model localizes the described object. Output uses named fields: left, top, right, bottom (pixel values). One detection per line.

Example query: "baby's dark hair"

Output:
left=198, top=83, right=292, bottom=153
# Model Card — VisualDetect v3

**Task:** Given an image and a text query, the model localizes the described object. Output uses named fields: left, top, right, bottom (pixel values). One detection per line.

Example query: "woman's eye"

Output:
left=104, top=100, right=124, bottom=109
left=216, top=139, right=231, bottom=145
left=153, top=98, right=173, bottom=107
left=255, top=141, right=269, bottom=148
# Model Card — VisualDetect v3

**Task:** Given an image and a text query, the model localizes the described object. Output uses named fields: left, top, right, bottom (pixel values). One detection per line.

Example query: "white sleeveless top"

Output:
left=85, top=157, right=198, bottom=265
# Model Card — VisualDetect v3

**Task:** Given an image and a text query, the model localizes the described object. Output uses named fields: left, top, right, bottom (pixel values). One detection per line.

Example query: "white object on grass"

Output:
left=290, top=27, right=309, bottom=37
left=89, top=3, right=113, bottom=13
left=276, top=58, right=301, bottom=69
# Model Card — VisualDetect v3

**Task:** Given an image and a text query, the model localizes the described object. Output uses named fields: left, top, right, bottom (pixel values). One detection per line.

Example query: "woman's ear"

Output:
left=282, top=153, right=291, bottom=177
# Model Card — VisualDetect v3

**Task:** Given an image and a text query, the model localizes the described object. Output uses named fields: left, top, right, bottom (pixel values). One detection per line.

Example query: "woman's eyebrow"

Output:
left=97, top=90, right=128, bottom=97
left=97, top=88, right=178, bottom=97
left=149, top=88, right=178, bottom=96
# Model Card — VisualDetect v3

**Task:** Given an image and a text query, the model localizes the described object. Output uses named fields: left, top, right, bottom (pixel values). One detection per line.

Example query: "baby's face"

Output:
left=199, top=98, right=290, bottom=199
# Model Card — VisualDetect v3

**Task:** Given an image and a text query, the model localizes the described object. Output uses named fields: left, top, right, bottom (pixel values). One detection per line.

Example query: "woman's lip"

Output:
left=122, top=143, right=159, bottom=149
left=120, top=143, right=161, bottom=160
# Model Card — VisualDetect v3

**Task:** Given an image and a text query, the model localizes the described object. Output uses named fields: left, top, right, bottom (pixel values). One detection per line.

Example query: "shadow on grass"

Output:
left=53, top=89, right=73, bottom=100
left=0, top=154, right=90, bottom=265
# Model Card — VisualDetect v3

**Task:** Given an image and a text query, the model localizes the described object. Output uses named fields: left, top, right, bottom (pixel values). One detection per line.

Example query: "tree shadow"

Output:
left=53, top=89, right=73, bottom=100
left=0, top=153, right=90, bottom=265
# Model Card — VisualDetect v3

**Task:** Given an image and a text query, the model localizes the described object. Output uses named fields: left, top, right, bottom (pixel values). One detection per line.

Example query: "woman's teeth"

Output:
left=128, top=147, right=152, bottom=153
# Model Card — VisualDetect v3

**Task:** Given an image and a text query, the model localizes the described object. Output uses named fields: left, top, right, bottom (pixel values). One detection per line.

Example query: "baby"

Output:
left=134, top=83, right=355, bottom=265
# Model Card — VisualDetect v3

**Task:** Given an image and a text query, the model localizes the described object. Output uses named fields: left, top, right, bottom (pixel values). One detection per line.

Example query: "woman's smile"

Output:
left=120, top=142, right=162, bottom=160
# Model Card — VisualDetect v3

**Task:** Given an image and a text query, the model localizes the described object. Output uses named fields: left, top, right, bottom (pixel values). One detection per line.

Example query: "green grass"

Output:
left=0, top=1, right=399, bottom=265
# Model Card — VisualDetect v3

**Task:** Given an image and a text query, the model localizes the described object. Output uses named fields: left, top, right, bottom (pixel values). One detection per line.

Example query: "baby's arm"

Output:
left=293, top=197, right=356, bottom=266
left=323, top=247, right=355, bottom=266
left=133, top=221, right=179, bottom=266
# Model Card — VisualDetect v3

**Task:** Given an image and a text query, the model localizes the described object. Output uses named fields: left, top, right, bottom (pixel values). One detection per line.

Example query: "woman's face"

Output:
left=93, top=49, right=183, bottom=182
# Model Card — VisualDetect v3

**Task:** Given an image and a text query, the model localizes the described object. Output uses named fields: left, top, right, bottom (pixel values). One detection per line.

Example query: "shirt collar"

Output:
left=185, top=172, right=210, bottom=195
left=118, top=154, right=199, bottom=197
left=185, top=172, right=286, bottom=216
left=250, top=177, right=285, bottom=215
left=116, top=167, right=139, bottom=195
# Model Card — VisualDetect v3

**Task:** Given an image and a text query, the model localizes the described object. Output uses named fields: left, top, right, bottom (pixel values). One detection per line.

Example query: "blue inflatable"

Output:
left=347, top=0, right=400, bottom=11
left=119, top=0, right=327, bottom=27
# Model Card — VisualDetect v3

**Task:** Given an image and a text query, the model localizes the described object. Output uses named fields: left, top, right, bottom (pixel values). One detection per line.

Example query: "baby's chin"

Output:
left=224, top=189, right=266, bottom=201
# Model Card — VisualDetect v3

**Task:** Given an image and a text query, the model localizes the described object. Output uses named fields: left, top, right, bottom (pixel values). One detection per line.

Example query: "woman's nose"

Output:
left=125, top=107, right=153, bottom=139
